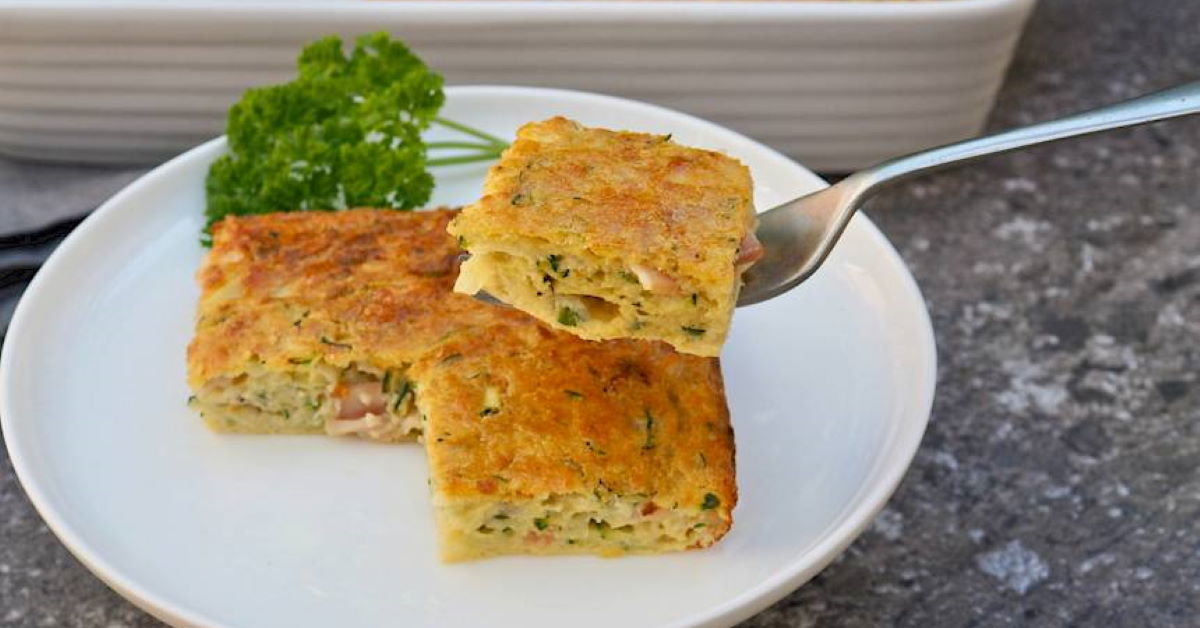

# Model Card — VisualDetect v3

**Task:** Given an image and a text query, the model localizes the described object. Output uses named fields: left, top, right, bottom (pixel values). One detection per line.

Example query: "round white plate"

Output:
left=1, top=86, right=935, bottom=628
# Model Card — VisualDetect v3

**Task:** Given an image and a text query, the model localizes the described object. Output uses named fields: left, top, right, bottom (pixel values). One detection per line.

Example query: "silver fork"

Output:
left=738, top=79, right=1200, bottom=306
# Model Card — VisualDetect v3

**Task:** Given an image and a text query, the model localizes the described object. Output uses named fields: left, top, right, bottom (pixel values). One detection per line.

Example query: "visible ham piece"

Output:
left=324, top=378, right=421, bottom=441
left=630, top=264, right=681, bottom=295
left=523, top=530, right=554, bottom=546
left=735, top=231, right=764, bottom=270
left=628, top=231, right=761, bottom=295
left=335, top=381, right=387, bottom=420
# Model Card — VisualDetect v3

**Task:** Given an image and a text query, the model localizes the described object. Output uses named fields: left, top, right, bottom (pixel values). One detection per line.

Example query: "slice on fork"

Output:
left=449, top=117, right=761, bottom=357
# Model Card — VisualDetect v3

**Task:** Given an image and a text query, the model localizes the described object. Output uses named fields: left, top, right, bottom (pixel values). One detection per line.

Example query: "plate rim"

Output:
left=0, top=84, right=936, bottom=628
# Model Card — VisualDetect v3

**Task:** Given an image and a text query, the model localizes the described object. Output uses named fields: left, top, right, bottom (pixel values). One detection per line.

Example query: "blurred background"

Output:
left=1, top=0, right=1199, bottom=626
left=0, top=0, right=1035, bottom=169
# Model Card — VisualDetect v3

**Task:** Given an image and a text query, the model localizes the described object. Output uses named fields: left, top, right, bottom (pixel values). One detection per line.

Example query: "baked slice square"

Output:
left=411, top=323, right=737, bottom=561
left=449, top=117, right=760, bottom=357
left=187, top=208, right=524, bottom=442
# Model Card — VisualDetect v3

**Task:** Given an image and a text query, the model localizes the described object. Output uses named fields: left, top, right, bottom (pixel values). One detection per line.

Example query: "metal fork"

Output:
left=738, top=79, right=1200, bottom=306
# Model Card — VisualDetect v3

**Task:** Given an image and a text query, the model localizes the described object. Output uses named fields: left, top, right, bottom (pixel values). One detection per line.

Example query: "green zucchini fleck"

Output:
left=383, top=369, right=408, bottom=394
left=319, top=336, right=352, bottom=350
left=589, top=520, right=610, bottom=539
left=391, top=380, right=414, bottom=412
left=557, top=307, right=581, bottom=327
left=545, top=254, right=570, bottom=278
left=681, top=326, right=706, bottom=337
left=701, top=493, right=720, bottom=510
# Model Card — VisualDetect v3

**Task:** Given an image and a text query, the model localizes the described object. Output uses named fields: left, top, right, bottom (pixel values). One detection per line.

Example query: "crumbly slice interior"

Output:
left=455, top=243, right=731, bottom=357
left=191, top=361, right=421, bottom=443
left=432, top=492, right=729, bottom=562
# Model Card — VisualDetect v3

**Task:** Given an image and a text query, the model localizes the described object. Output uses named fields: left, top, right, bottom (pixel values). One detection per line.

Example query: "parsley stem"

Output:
left=428, top=150, right=506, bottom=167
left=426, top=140, right=504, bottom=151
left=433, top=117, right=508, bottom=147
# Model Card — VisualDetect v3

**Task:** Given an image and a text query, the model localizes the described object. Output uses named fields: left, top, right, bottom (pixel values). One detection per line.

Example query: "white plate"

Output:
left=0, top=86, right=935, bottom=628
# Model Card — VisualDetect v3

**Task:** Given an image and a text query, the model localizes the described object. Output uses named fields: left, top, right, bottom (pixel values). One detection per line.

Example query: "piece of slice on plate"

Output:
left=186, top=208, right=525, bottom=442
left=410, top=323, right=737, bottom=561
left=449, top=116, right=761, bottom=357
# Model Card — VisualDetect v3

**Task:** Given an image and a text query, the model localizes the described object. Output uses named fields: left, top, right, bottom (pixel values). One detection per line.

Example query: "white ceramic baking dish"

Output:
left=0, top=0, right=1036, bottom=171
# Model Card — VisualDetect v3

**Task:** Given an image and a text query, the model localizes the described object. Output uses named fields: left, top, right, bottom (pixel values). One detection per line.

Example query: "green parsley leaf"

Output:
left=205, top=33, right=445, bottom=238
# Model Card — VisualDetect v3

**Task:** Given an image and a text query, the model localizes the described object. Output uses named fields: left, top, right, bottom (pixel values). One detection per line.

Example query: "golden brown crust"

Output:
left=412, top=322, right=737, bottom=531
left=187, top=208, right=528, bottom=388
left=448, top=116, right=755, bottom=290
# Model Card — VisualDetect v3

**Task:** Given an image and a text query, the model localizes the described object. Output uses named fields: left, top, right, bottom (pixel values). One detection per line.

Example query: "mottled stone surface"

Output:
left=1, top=0, right=1198, bottom=625
left=746, top=0, right=1200, bottom=626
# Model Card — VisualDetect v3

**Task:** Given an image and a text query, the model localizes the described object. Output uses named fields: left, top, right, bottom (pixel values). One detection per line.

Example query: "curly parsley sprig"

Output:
left=203, top=32, right=506, bottom=243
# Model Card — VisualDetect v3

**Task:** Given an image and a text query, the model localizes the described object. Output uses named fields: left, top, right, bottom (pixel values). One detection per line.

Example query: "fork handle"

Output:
left=861, top=79, right=1200, bottom=187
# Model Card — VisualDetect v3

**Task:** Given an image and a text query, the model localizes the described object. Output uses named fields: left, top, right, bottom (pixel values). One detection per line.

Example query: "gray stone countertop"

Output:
left=2, top=0, right=1198, bottom=625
